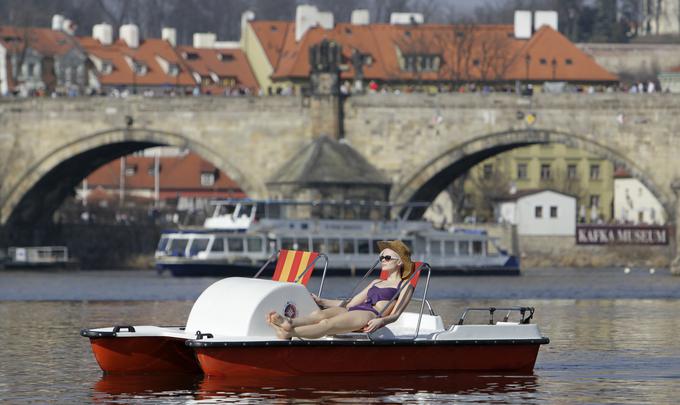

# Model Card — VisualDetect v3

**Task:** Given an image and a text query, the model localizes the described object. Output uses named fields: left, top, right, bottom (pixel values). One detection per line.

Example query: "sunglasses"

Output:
left=379, top=255, right=398, bottom=262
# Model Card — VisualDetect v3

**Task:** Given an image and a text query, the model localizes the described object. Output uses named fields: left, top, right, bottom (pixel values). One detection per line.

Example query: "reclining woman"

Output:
left=267, top=240, right=415, bottom=339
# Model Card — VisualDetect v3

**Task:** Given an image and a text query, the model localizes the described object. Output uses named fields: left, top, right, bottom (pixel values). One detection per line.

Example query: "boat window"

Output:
left=430, top=240, right=442, bottom=256
left=444, top=241, right=456, bottom=255
left=459, top=241, right=470, bottom=256
left=157, top=236, right=169, bottom=252
left=281, top=238, right=295, bottom=250
left=189, top=238, right=210, bottom=256
left=357, top=239, right=370, bottom=254
left=372, top=240, right=380, bottom=254
left=296, top=237, right=310, bottom=251
left=227, top=237, right=244, bottom=252
left=327, top=238, right=340, bottom=254
left=472, top=241, right=484, bottom=255
left=342, top=239, right=355, bottom=254
left=168, top=238, right=188, bottom=256
left=312, top=238, right=325, bottom=253
left=247, top=237, right=263, bottom=252
left=210, top=237, right=224, bottom=252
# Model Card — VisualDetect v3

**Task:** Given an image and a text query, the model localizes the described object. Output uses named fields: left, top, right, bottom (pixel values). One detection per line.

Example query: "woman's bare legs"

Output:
left=267, top=307, right=347, bottom=331
left=285, top=310, right=376, bottom=339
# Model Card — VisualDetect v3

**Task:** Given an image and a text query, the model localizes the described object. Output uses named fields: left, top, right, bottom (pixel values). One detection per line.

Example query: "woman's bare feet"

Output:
left=266, top=311, right=292, bottom=331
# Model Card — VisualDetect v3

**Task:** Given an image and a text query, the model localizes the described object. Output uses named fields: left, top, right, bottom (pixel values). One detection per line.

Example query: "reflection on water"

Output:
left=2, top=269, right=680, bottom=403
left=93, top=372, right=539, bottom=403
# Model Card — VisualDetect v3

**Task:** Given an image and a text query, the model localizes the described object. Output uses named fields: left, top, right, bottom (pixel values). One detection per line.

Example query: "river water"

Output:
left=1, top=267, right=679, bottom=403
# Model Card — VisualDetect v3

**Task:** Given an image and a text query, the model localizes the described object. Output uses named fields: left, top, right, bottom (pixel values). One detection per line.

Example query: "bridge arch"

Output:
left=392, top=128, right=672, bottom=219
left=3, top=127, right=267, bottom=225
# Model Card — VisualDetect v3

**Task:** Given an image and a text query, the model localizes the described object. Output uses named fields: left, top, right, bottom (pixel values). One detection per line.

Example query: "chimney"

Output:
left=534, top=10, right=558, bottom=31
left=295, top=5, right=334, bottom=42
left=120, top=24, right=140, bottom=48
left=162, top=27, right=177, bottom=46
left=514, top=10, right=532, bottom=39
left=193, top=32, right=216, bottom=48
left=389, top=13, right=424, bottom=25
left=52, top=15, right=65, bottom=31
left=93, top=23, right=113, bottom=45
left=351, top=9, right=370, bottom=25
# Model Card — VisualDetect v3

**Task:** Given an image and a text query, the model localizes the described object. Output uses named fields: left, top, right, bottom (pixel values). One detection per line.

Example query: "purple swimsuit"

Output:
left=348, top=280, right=404, bottom=316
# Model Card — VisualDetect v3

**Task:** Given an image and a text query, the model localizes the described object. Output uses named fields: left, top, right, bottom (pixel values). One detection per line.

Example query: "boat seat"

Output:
left=255, top=249, right=328, bottom=286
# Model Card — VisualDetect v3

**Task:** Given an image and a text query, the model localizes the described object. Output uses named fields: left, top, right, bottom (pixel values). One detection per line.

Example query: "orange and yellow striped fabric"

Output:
left=272, top=249, right=319, bottom=285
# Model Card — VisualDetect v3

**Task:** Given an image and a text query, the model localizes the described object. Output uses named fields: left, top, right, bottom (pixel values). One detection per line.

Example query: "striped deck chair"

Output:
left=253, top=249, right=329, bottom=294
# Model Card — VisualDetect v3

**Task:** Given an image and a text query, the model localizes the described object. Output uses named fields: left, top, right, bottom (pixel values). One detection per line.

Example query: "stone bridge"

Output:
left=2, top=93, right=680, bottom=264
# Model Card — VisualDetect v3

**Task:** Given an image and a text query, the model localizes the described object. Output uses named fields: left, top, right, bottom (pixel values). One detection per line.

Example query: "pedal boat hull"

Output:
left=81, top=327, right=200, bottom=374
left=189, top=337, right=548, bottom=377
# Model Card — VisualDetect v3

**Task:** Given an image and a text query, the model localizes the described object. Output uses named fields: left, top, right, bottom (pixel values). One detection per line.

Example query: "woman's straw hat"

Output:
left=377, top=240, right=414, bottom=280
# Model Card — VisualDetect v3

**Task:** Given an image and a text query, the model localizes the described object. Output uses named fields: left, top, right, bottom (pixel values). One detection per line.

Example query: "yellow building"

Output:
left=462, top=144, right=613, bottom=224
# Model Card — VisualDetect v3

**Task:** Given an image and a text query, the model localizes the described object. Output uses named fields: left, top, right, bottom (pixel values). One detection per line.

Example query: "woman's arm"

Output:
left=312, top=281, right=375, bottom=308
left=363, top=285, right=414, bottom=333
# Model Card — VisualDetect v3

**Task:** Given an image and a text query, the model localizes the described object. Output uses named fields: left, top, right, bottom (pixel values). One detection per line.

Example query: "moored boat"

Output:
left=155, top=199, right=520, bottom=277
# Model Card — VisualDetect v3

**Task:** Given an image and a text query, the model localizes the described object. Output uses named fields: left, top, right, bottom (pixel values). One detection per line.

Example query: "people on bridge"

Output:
left=267, top=240, right=415, bottom=339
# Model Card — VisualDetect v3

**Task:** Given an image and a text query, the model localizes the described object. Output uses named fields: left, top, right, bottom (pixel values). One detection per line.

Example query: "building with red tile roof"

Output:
left=78, top=37, right=196, bottom=95
left=0, top=25, right=88, bottom=95
left=83, top=151, right=245, bottom=208
left=176, top=46, right=259, bottom=95
left=243, top=19, right=618, bottom=93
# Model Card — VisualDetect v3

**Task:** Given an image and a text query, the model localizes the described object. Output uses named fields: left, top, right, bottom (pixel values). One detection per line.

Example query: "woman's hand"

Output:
left=363, top=318, right=385, bottom=333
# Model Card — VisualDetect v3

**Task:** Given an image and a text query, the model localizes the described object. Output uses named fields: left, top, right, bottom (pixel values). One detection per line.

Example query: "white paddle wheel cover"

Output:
left=185, top=277, right=318, bottom=338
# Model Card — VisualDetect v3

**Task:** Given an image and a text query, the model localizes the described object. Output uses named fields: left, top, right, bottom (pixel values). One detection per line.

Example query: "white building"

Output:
left=496, top=189, right=576, bottom=236
left=614, top=173, right=666, bottom=225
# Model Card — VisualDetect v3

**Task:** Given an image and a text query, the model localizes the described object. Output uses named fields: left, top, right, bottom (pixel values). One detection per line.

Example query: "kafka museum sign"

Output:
left=576, top=225, right=670, bottom=245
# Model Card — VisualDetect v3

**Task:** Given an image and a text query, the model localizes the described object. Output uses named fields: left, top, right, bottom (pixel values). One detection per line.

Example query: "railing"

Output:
left=457, top=307, right=535, bottom=326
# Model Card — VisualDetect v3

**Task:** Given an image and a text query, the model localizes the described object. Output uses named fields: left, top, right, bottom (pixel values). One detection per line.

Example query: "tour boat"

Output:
left=155, top=199, right=520, bottom=277
left=82, top=263, right=548, bottom=376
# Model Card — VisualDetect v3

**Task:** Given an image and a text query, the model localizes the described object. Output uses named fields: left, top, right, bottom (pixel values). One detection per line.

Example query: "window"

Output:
left=482, top=164, right=493, bottom=179
left=430, top=241, right=442, bottom=256
left=218, top=53, right=235, bottom=62
left=473, top=59, right=480, bottom=66
left=327, top=238, right=340, bottom=254
left=540, top=164, right=551, bottom=180
left=313, top=238, right=325, bottom=253
left=124, top=165, right=137, bottom=176
left=133, top=61, right=147, bottom=75
left=403, top=54, right=440, bottom=72
left=200, top=172, right=215, bottom=186
left=221, top=77, right=237, bottom=87
left=281, top=237, right=295, bottom=250
left=517, top=163, right=528, bottom=180
left=444, top=241, right=456, bottom=255
left=296, top=238, right=309, bottom=251
left=539, top=58, right=547, bottom=64
left=184, top=52, right=200, bottom=60
left=590, top=195, right=600, bottom=208
left=590, top=164, right=600, bottom=180
left=246, top=237, right=263, bottom=252
left=535, top=206, right=543, bottom=218
left=101, top=61, right=113, bottom=74
left=189, top=238, right=210, bottom=256
left=210, top=238, right=224, bottom=252
left=342, top=239, right=355, bottom=254
left=550, top=206, right=558, bottom=218
left=168, top=63, right=180, bottom=76
left=565, top=58, right=573, bottom=65
left=148, top=164, right=161, bottom=176
left=227, top=237, right=244, bottom=252
left=459, top=241, right=470, bottom=256
left=357, top=239, right=370, bottom=254
left=567, top=164, right=577, bottom=180
left=472, top=241, right=483, bottom=255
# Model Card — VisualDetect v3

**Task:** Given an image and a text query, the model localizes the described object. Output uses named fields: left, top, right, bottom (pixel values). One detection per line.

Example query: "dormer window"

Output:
left=565, top=58, right=573, bottom=65
left=168, top=63, right=180, bottom=76
left=101, top=61, right=113, bottom=74
left=200, top=172, right=215, bottom=186
left=183, top=52, right=200, bottom=60
left=403, top=54, right=440, bottom=72
left=539, top=58, right=547, bottom=65
left=133, top=61, right=148, bottom=75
